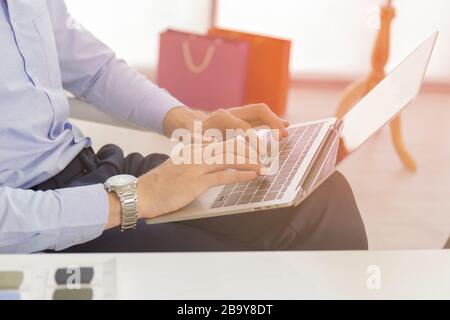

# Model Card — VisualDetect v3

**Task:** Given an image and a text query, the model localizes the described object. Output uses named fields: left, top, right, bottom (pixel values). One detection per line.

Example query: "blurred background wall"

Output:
left=66, top=0, right=450, bottom=84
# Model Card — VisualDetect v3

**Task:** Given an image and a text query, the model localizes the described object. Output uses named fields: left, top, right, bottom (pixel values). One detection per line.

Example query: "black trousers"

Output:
left=34, top=145, right=368, bottom=252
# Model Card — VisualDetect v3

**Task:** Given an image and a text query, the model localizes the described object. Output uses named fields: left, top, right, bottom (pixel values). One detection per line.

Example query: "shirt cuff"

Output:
left=54, top=184, right=109, bottom=251
left=135, top=88, right=184, bottom=135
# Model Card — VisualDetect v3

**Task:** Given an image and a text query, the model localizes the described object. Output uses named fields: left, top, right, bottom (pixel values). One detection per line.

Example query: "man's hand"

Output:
left=136, top=159, right=261, bottom=220
left=106, top=138, right=263, bottom=227
left=106, top=104, right=288, bottom=228
left=163, top=104, right=289, bottom=140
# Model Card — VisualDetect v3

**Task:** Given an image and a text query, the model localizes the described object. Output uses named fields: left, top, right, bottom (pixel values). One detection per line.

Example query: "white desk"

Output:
left=1, top=250, right=449, bottom=299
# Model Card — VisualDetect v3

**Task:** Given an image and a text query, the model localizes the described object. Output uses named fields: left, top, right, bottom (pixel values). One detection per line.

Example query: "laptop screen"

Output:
left=338, top=32, right=438, bottom=160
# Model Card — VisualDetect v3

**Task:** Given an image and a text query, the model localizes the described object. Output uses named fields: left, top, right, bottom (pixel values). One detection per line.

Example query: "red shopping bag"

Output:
left=209, top=28, right=291, bottom=116
left=157, top=30, right=250, bottom=111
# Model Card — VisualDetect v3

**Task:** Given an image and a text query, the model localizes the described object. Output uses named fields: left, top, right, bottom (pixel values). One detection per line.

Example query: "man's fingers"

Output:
left=201, top=146, right=264, bottom=174
left=207, top=110, right=267, bottom=156
left=173, top=138, right=268, bottom=170
left=244, top=128, right=267, bottom=158
left=209, top=109, right=252, bottom=132
left=229, top=104, right=289, bottom=139
left=199, top=161, right=263, bottom=175
left=204, top=170, right=258, bottom=188
left=253, top=104, right=288, bottom=138
left=205, top=137, right=262, bottom=163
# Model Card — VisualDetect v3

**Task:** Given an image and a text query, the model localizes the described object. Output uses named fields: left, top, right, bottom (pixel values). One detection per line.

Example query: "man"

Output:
left=0, top=0, right=368, bottom=253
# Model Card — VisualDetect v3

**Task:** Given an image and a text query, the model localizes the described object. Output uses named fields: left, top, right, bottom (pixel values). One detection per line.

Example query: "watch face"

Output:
left=106, top=175, right=137, bottom=188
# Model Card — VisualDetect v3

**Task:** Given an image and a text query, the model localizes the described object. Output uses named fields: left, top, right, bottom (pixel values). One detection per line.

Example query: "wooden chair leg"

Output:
left=336, top=1, right=417, bottom=172
left=390, top=116, right=417, bottom=172
left=336, top=80, right=368, bottom=119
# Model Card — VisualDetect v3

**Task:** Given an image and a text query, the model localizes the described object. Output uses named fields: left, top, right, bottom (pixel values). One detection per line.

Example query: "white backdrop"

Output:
left=217, top=0, right=450, bottom=82
left=65, top=0, right=212, bottom=69
left=65, top=0, right=450, bottom=83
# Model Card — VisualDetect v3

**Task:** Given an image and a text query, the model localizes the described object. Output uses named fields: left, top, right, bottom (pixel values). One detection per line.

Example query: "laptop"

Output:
left=146, top=31, right=438, bottom=225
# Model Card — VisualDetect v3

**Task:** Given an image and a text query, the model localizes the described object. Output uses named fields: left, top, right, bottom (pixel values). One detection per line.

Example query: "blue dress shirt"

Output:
left=0, top=0, right=182, bottom=253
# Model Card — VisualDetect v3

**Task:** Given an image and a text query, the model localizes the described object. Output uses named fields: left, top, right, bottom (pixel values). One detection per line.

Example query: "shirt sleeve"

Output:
left=0, top=185, right=109, bottom=253
left=46, top=0, right=183, bottom=135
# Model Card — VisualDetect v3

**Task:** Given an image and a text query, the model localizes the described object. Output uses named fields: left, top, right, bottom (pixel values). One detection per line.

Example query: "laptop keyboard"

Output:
left=211, top=122, right=324, bottom=209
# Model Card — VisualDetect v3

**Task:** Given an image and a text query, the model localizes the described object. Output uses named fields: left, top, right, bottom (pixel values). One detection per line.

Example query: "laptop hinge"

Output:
left=296, top=120, right=343, bottom=195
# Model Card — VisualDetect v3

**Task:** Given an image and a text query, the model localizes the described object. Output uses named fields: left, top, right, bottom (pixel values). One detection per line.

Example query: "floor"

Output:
left=71, top=87, right=450, bottom=250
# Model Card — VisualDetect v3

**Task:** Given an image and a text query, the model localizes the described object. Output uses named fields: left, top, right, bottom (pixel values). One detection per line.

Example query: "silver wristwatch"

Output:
left=104, top=175, right=138, bottom=232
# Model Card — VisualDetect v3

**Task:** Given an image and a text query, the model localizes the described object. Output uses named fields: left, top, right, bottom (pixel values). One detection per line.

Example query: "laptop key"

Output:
left=263, top=176, right=276, bottom=183
left=211, top=201, right=225, bottom=209
left=244, top=187, right=258, bottom=194
left=224, top=194, right=241, bottom=206
left=237, top=194, right=253, bottom=205
left=250, top=196, right=264, bottom=203
left=273, top=177, right=286, bottom=186
left=258, top=186, right=270, bottom=193
left=264, top=192, right=278, bottom=201
left=254, top=191, right=267, bottom=198
left=269, top=184, right=282, bottom=192
left=234, top=186, right=247, bottom=192
left=258, top=181, right=271, bottom=189
left=216, top=194, right=228, bottom=202
left=248, top=180, right=261, bottom=188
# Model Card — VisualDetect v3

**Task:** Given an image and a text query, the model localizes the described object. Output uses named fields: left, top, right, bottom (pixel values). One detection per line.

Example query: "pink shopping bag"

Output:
left=157, top=29, right=250, bottom=111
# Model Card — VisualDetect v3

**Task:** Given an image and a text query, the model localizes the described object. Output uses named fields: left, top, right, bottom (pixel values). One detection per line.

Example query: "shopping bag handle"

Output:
left=182, top=39, right=218, bottom=74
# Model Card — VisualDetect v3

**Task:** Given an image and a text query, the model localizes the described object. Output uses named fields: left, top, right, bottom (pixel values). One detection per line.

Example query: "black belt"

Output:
left=32, top=147, right=97, bottom=191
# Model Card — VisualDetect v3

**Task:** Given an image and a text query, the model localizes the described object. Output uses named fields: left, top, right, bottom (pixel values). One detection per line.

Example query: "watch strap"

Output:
left=117, top=188, right=138, bottom=231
